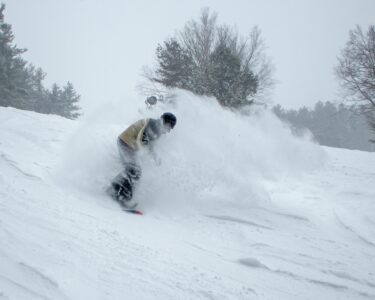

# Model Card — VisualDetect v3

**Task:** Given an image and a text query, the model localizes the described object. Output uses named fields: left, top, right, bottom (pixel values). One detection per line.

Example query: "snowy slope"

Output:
left=1, top=92, right=375, bottom=300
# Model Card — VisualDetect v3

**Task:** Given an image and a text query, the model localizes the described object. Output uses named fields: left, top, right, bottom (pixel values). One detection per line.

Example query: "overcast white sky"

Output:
left=5, top=0, right=375, bottom=111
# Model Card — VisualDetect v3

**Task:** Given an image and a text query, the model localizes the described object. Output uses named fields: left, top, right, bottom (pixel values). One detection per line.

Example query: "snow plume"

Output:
left=136, top=91, right=326, bottom=214
left=55, top=95, right=141, bottom=195
left=56, top=90, right=325, bottom=214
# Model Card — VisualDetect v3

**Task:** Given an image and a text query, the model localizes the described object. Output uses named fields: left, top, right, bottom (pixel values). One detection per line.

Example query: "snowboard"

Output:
left=123, top=209, right=143, bottom=215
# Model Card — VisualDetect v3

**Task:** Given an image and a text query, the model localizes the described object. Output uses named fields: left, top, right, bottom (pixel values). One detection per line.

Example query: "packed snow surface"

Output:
left=1, top=91, right=374, bottom=299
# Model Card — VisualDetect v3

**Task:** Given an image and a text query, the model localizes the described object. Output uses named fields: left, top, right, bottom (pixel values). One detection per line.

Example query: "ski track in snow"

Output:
left=1, top=103, right=375, bottom=299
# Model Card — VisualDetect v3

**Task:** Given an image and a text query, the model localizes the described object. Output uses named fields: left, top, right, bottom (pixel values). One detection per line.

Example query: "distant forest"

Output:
left=273, top=101, right=375, bottom=152
left=0, top=4, right=81, bottom=119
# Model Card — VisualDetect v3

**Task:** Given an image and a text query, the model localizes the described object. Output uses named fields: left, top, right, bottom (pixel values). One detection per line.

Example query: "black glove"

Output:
left=141, top=132, right=149, bottom=145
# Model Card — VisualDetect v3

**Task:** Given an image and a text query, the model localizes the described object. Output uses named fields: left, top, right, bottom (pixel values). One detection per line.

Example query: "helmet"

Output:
left=161, top=112, right=177, bottom=128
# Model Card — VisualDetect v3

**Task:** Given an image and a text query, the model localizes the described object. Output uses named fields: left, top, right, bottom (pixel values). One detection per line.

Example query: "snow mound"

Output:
left=1, top=97, right=374, bottom=299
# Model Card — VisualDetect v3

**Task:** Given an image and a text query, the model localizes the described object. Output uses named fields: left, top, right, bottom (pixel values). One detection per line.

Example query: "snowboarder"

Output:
left=108, top=112, right=177, bottom=208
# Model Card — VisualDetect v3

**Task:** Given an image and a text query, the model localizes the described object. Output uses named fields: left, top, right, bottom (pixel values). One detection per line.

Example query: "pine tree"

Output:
left=154, top=38, right=193, bottom=90
left=0, top=4, right=81, bottom=119
left=208, top=43, right=240, bottom=105
left=0, top=3, right=29, bottom=108
left=60, top=82, right=81, bottom=119
left=46, top=83, right=61, bottom=115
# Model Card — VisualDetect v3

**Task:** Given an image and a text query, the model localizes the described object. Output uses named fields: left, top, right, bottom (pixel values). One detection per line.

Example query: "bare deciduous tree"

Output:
left=335, top=25, right=375, bottom=134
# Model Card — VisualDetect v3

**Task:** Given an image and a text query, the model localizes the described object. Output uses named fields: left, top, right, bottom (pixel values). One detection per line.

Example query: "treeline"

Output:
left=0, top=4, right=80, bottom=119
left=273, top=101, right=374, bottom=152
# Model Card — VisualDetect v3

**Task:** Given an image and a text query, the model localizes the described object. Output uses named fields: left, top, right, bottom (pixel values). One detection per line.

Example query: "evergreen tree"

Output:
left=208, top=43, right=241, bottom=105
left=25, top=65, right=49, bottom=113
left=0, top=4, right=81, bottom=119
left=47, top=83, right=62, bottom=115
left=208, top=43, right=257, bottom=107
left=0, top=3, right=29, bottom=108
left=154, top=38, right=193, bottom=90
left=60, top=82, right=81, bottom=119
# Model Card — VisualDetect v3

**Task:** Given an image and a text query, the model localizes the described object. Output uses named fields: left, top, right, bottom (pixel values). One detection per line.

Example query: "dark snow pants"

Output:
left=110, top=138, right=141, bottom=205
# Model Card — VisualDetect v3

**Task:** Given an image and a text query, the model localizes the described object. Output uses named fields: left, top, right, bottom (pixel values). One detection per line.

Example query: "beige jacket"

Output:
left=119, top=118, right=150, bottom=150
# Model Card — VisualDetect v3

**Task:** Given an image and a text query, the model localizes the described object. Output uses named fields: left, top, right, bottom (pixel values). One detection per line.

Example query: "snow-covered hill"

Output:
left=1, top=92, right=374, bottom=299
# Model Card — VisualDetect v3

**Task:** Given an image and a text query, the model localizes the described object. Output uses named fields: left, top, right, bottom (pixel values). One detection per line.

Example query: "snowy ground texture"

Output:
left=1, top=91, right=375, bottom=299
